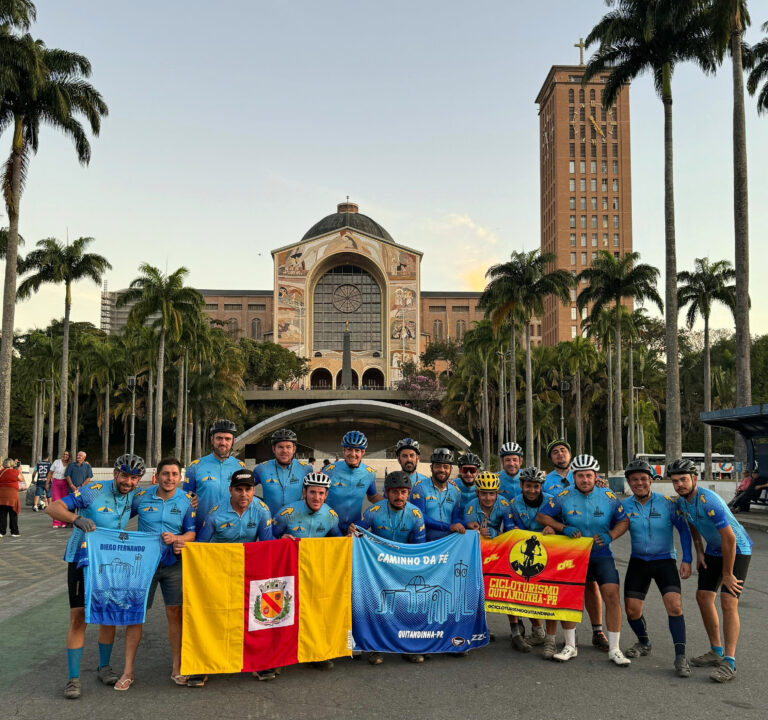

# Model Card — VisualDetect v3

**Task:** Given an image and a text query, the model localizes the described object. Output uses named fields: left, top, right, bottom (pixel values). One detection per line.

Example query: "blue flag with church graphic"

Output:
left=351, top=528, right=489, bottom=654
left=79, top=528, right=164, bottom=626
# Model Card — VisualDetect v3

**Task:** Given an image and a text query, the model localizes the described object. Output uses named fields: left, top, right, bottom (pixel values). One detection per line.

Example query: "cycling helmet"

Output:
left=624, top=459, right=653, bottom=479
left=271, top=428, right=297, bottom=444
left=518, top=466, right=546, bottom=484
left=457, top=452, right=482, bottom=468
left=384, top=471, right=412, bottom=489
left=666, top=458, right=697, bottom=476
left=395, top=437, right=421, bottom=456
left=499, top=442, right=524, bottom=458
left=114, top=453, right=146, bottom=477
left=210, top=418, right=237, bottom=436
left=342, top=430, right=368, bottom=449
left=475, top=471, right=500, bottom=492
left=303, top=472, right=331, bottom=489
left=430, top=447, right=454, bottom=465
left=546, top=439, right=571, bottom=457
left=571, top=454, right=600, bottom=472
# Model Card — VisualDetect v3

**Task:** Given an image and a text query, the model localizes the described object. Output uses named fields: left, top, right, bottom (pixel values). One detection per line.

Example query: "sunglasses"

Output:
left=460, top=466, right=478, bottom=473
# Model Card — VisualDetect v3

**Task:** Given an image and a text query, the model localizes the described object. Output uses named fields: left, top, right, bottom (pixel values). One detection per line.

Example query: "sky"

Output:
left=4, top=0, right=768, bottom=336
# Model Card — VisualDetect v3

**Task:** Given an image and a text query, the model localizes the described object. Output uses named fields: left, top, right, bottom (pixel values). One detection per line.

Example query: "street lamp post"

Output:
left=127, top=375, right=137, bottom=456
left=560, top=378, right=571, bottom=441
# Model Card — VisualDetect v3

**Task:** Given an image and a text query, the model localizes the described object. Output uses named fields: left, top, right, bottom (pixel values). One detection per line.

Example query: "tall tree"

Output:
left=677, top=257, right=736, bottom=480
left=462, top=319, right=498, bottom=467
left=747, top=21, right=768, bottom=109
left=117, top=265, right=203, bottom=464
left=559, top=337, right=598, bottom=455
left=17, top=237, right=111, bottom=456
left=482, top=250, right=573, bottom=464
left=585, top=0, right=717, bottom=462
left=0, top=32, right=108, bottom=456
left=577, top=251, right=662, bottom=469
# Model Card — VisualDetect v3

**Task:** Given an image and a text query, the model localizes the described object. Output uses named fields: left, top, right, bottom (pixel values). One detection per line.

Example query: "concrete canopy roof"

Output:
left=234, top=400, right=470, bottom=453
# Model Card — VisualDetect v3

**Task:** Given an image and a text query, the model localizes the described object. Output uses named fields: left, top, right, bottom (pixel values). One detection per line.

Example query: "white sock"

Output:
left=564, top=628, right=576, bottom=647
left=608, top=631, right=620, bottom=651
left=546, top=633, right=556, bottom=640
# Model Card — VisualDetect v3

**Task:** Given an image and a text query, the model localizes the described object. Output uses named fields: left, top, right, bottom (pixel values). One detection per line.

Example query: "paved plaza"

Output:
left=1, top=500, right=767, bottom=720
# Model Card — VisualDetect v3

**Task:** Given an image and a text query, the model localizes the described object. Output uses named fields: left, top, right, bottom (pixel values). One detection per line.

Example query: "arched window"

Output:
left=568, top=88, right=574, bottom=103
left=578, top=88, right=585, bottom=103
left=433, top=319, right=443, bottom=340
left=226, top=318, right=239, bottom=340
left=250, top=317, right=262, bottom=340
left=589, top=88, right=595, bottom=102
left=456, top=320, right=466, bottom=340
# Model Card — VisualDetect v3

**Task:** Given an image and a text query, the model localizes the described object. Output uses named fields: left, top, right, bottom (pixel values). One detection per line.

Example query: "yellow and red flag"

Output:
left=180, top=537, right=352, bottom=675
left=480, top=530, right=592, bottom=622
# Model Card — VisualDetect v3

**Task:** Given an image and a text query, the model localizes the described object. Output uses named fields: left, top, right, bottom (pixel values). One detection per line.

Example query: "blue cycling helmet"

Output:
left=342, top=430, right=368, bottom=449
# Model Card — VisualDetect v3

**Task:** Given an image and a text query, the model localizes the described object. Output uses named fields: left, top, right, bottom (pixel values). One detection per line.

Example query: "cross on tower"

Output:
left=575, top=37, right=586, bottom=66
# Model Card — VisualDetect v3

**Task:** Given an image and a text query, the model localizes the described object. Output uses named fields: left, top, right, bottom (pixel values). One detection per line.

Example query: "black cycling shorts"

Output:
left=624, top=557, right=681, bottom=600
left=697, top=553, right=750, bottom=596
left=67, top=561, right=85, bottom=609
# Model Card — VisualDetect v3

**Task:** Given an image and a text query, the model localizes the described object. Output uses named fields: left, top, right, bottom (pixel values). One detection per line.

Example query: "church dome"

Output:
left=301, top=201, right=394, bottom=243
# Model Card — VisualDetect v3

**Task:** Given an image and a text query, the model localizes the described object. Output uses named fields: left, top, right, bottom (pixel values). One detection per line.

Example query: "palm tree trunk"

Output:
left=146, top=367, right=154, bottom=463
left=482, top=357, right=490, bottom=469
left=47, top=370, right=55, bottom=458
left=731, top=21, right=751, bottom=466
left=575, top=369, right=583, bottom=455
left=154, top=329, right=166, bottom=465
left=174, top=355, right=184, bottom=460
left=536, top=429, right=541, bottom=468
left=662, top=68, right=682, bottom=462
left=497, top=352, right=505, bottom=447
left=194, top=417, right=201, bottom=460
left=614, top=311, right=623, bottom=470
left=70, top=363, right=80, bottom=457
left=102, top=382, right=110, bottom=465
left=703, top=315, right=712, bottom=483
left=627, top=340, right=634, bottom=463
left=606, top=346, right=614, bottom=471
left=30, top=389, right=39, bottom=465
left=525, top=324, right=534, bottom=464
left=509, top=327, right=517, bottom=441
left=0, top=122, right=24, bottom=458
left=56, top=283, right=72, bottom=457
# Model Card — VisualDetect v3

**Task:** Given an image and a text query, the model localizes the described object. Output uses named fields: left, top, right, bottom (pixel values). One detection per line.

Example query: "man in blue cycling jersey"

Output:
left=498, top=443, right=524, bottom=501
left=395, top=437, right=429, bottom=486
left=463, top=471, right=515, bottom=539
left=117, top=458, right=196, bottom=689
left=411, top=447, right=464, bottom=541
left=183, top=419, right=246, bottom=530
left=324, top=431, right=382, bottom=534
left=46, top=454, right=146, bottom=699
left=455, top=452, right=483, bottom=515
left=352, top=470, right=426, bottom=665
left=273, top=472, right=341, bottom=539
left=669, top=458, right=753, bottom=683
left=538, top=454, right=631, bottom=666
left=253, top=428, right=313, bottom=515
left=621, top=459, right=693, bottom=678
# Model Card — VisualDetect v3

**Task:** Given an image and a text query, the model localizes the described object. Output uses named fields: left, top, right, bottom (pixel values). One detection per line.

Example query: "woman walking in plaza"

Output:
left=0, top=457, right=24, bottom=537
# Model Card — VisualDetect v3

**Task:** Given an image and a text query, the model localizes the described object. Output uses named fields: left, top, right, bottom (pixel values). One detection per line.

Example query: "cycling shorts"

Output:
left=586, top=555, right=619, bottom=586
left=698, top=553, right=750, bottom=596
left=147, top=560, right=183, bottom=608
left=624, top=557, right=681, bottom=599
left=67, top=562, right=85, bottom=609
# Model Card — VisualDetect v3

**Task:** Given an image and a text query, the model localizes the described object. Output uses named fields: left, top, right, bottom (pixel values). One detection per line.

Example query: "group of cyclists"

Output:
left=44, top=419, right=753, bottom=698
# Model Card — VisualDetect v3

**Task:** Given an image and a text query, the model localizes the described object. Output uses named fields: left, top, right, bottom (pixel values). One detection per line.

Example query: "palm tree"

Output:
left=117, top=264, right=204, bottom=464
left=577, top=251, right=662, bottom=469
left=482, top=250, right=573, bottom=464
left=748, top=21, right=768, bottom=110
left=86, top=335, right=123, bottom=465
left=0, top=36, right=108, bottom=456
left=559, top=337, right=599, bottom=455
left=584, top=0, right=717, bottom=462
left=678, top=258, right=736, bottom=480
left=583, top=306, right=616, bottom=470
left=17, top=237, right=111, bottom=456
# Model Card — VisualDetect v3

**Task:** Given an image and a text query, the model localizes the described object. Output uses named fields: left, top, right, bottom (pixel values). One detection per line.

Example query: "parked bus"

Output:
left=635, top=452, right=736, bottom=480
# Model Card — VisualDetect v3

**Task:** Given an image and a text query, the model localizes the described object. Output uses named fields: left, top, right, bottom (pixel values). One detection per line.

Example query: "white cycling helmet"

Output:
left=303, top=472, right=331, bottom=488
left=499, top=442, right=524, bottom=458
left=571, top=454, right=600, bottom=472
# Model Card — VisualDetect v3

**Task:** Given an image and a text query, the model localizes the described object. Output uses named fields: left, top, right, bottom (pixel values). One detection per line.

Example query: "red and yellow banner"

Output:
left=180, top=537, right=352, bottom=675
left=480, top=530, right=592, bottom=622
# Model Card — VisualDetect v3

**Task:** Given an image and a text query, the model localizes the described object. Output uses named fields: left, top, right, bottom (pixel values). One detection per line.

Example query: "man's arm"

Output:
left=64, top=466, right=77, bottom=493
left=366, top=478, right=383, bottom=504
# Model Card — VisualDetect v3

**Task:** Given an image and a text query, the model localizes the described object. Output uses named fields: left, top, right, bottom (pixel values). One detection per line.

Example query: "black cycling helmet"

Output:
left=430, top=447, right=454, bottom=465
left=518, top=466, right=546, bottom=484
left=546, top=439, right=571, bottom=457
left=384, top=471, right=412, bottom=489
left=457, top=452, right=482, bottom=468
left=114, top=453, right=146, bottom=477
left=395, top=437, right=421, bottom=456
left=210, top=418, right=237, bottom=437
left=666, top=458, right=698, bottom=476
left=271, top=428, right=297, bottom=445
left=625, top=459, right=654, bottom=479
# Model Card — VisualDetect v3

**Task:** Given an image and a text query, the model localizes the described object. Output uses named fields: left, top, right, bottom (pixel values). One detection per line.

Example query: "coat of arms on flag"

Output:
left=249, top=576, right=295, bottom=630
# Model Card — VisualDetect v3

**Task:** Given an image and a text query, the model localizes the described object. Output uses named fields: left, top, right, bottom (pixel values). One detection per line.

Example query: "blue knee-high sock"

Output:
left=668, top=614, right=686, bottom=657
left=67, top=647, right=84, bottom=679
left=98, top=642, right=113, bottom=669
left=628, top=616, right=650, bottom=645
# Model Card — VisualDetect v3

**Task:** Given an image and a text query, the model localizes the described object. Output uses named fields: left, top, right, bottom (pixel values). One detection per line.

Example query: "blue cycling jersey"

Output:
left=131, top=486, right=197, bottom=566
left=456, top=480, right=477, bottom=516
left=623, top=491, right=692, bottom=563
left=273, top=500, right=341, bottom=538
left=510, top=492, right=555, bottom=532
left=183, top=453, right=246, bottom=530
left=676, top=487, right=752, bottom=557
left=543, top=469, right=573, bottom=495
left=498, top=470, right=522, bottom=501
left=539, top=486, right=627, bottom=557
left=357, top=500, right=426, bottom=543
left=324, top=462, right=378, bottom=533
left=253, top=458, right=313, bottom=515
left=411, top=477, right=462, bottom=540
left=61, top=481, right=139, bottom=563
left=409, top=471, right=429, bottom=486
left=463, top=496, right=515, bottom=538
left=196, top=498, right=273, bottom=543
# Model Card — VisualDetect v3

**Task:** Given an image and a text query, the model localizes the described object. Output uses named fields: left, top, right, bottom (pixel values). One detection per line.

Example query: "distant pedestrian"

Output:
left=49, top=451, right=71, bottom=528
left=65, top=451, right=93, bottom=491
left=0, top=457, right=23, bottom=537
left=32, top=454, right=52, bottom=511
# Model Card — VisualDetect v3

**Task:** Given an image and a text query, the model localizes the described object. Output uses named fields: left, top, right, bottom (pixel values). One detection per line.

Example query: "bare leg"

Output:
left=696, top=589, right=721, bottom=647
left=601, top=584, right=622, bottom=632
left=625, top=597, right=644, bottom=621
left=67, top=608, right=87, bottom=650
left=720, top=592, right=740, bottom=658
left=585, top=581, right=602, bottom=625
left=117, top=625, right=143, bottom=685
left=166, top=606, right=184, bottom=677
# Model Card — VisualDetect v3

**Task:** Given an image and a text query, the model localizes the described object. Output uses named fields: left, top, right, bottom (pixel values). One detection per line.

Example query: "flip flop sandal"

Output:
left=114, top=678, right=134, bottom=691
left=170, top=675, right=189, bottom=686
